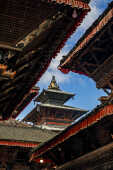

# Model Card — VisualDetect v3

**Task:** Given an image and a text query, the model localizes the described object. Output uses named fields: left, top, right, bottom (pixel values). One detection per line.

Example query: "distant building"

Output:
left=24, top=76, right=87, bottom=131
left=0, top=119, right=57, bottom=169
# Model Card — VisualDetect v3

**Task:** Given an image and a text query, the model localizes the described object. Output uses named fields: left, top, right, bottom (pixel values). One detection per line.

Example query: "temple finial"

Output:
left=48, top=76, right=60, bottom=90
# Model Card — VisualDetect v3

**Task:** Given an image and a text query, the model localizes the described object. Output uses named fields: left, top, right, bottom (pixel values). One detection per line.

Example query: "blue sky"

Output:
left=17, top=0, right=113, bottom=120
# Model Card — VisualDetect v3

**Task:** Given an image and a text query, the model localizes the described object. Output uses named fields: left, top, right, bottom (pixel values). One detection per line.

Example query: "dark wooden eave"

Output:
left=0, top=0, right=90, bottom=46
left=56, top=142, right=113, bottom=170
left=11, top=86, right=39, bottom=118
left=30, top=102, right=113, bottom=168
left=59, top=1, right=113, bottom=90
left=35, top=89, right=75, bottom=104
left=0, top=0, right=90, bottom=119
left=0, top=145, right=41, bottom=170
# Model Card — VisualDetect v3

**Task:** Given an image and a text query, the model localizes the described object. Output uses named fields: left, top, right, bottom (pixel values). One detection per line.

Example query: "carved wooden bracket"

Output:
left=0, top=64, right=16, bottom=79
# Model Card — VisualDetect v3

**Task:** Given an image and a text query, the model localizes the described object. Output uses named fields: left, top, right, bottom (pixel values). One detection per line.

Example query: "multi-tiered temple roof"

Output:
left=36, top=76, right=75, bottom=105
left=24, top=76, right=87, bottom=131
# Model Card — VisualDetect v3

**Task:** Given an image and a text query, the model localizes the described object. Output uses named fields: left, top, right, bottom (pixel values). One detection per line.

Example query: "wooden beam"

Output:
left=16, top=12, right=65, bottom=53
left=108, top=23, right=113, bottom=41
left=56, top=142, right=113, bottom=170
left=2, top=70, right=16, bottom=79
left=49, top=151, right=60, bottom=164
left=79, top=27, right=107, bottom=58
left=91, top=53, right=100, bottom=65
left=80, top=63, right=91, bottom=75
left=16, top=50, right=36, bottom=66
left=92, top=53, right=113, bottom=80
left=73, top=60, right=91, bottom=75
left=103, top=88, right=110, bottom=95
left=0, top=43, right=22, bottom=52
left=83, top=62, right=97, bottom=67
left=108, top=81, right=113, bottom=90
left=92, top=47, right=106, bottom=53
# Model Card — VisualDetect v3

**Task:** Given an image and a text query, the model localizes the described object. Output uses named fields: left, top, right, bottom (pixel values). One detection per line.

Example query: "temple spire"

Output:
left=48, top=76, right=60, bottom=90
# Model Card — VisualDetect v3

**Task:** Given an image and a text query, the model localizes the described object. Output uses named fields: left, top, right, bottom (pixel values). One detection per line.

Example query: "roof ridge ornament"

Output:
left=48, top=75, right=60, bottom=90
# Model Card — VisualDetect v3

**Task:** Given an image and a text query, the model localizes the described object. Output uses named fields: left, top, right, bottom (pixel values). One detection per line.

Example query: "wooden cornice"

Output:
left=0, top=0, right=90, bottom=119
left=0, top=140, right=38, bottom=148
left=0, top=43, right=22, bottom=52
left=56, top=142, right=113, bottom=170
left=30, top=104, right=113, bottom=161
left=59, top=2, right=113, bottom=70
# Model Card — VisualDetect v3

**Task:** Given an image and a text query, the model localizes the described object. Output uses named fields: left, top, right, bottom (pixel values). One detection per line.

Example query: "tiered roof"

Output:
left=24, top=76, right=87, bottom=128
left=0, top=119, right=57, bottom=148
left=35, top=76, right=75, bottom=105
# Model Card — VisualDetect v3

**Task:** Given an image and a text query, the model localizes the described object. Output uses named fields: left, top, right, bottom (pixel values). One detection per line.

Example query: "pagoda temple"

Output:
left=24, top=76, right=87, bottom=131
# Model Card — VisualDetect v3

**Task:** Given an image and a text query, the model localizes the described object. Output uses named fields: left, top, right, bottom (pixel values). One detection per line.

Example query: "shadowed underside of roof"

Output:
left=59, top=1, right=113, bottom=90
left=30, top=102, right=113, bottom=169
left=0, top=0, right=90, bottom=120
left=0, top=0, right=90, bottom=46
